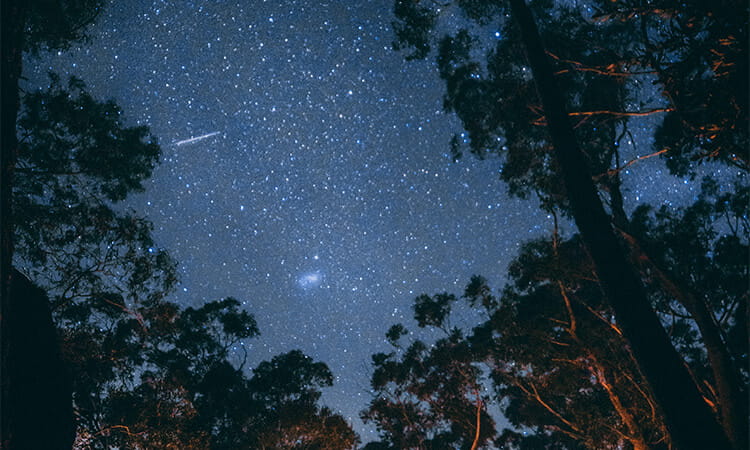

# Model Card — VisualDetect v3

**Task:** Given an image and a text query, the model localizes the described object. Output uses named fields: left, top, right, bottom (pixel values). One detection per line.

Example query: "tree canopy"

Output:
left=365, top=180, right=747, bottom=447
left=378, top=0, right=748, bottom=448
left=3, top=0, right=746, bottom=448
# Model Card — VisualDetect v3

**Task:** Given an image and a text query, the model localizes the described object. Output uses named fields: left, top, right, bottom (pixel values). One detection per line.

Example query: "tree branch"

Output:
left=531, top=107, right=675, bottom=126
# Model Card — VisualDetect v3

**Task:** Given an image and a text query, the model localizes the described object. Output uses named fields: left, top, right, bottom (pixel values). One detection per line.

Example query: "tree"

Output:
left=363, top=324, right=495, bottom=449
left=4, top=5, right=359, bottom=448
left=626, top=178, right=749, bottom=446
left=592, top=0, right=748, bottom=175
left=72, top=297, right=359, bottom=449
left=506, top=2, right=729, bottom=446
left=467, top=240, right=671, bottom=450
left=367, top=182, right=747, bottom=447
left=1, top=0, right=105, bottom=352
left=247, top=350, right=359, bottom=449
left=391, top=0, right=746, bottom=447
left=2, top=4, right=179, bottom=445
left=5, top=269, right=75, bottom=449
left=5, top=71, right=179, bottom=448
left=1, top=1, right=104, bottom=446
left=15, top=73, right=176, bottom=307
left=2, top=0, right=104, bottom=304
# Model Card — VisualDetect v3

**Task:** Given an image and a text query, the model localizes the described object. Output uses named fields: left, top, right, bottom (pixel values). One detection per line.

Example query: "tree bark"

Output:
left=5, top=270, right=75, bottom=449
left=619, top=229, right=749, bottom=450
left=506, top=0, right=731, bottom=448
left=1, top=0, right=26, bottom=445
left=609, top=174, right=748, bottom=450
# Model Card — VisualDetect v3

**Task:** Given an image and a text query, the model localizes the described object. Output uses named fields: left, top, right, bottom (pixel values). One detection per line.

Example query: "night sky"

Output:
left=24, top=0, right=714, bottom=439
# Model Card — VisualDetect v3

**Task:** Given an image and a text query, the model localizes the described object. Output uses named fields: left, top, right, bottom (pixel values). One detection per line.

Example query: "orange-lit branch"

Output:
left=470, top=389, right=482, bottom=450
left=568, top=108, right=675, bottom=118
left=101, top=295, right=148, bottom=332
left=595, top=149, right=669, bottom=180
left=591, top=8, right=677, bottom=23
left=515, top=381, right=584, bottom=438
left=532, top=108, right=674, bottom=126
left=97, top=425, right=145, bottom=438
left=547, top=52, right=656, bottom=77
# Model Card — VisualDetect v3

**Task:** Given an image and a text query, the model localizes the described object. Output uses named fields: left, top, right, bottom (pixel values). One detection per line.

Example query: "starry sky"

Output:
left=24, top=0, right=715, bottom=440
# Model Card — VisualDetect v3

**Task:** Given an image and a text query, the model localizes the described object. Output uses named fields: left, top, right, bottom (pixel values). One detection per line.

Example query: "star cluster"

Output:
left=24, top=0, right=709, bottom=438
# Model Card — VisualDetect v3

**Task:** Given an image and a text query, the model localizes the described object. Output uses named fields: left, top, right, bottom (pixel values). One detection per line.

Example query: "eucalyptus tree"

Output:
left=390, top=0, right=746, bottom=447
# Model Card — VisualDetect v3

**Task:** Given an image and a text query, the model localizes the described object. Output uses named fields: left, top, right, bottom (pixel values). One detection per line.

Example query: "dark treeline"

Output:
left=1, top=0, right=746, bottom=449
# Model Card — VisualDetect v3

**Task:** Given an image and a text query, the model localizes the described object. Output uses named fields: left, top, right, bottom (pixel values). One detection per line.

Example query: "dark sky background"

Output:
left=25, top=0, right=715, bottom=440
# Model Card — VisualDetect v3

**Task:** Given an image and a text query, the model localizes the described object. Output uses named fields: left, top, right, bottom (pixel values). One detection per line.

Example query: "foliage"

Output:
left=20, top=0, right=105, bottom=54
left=12, top=70, right=356, bottom=450
left=366, top=172, right=748, bottom=448
left=70, top=298, right=358, bottom=449
left=247, top=351, right=359, bottom=449
left=592, top=0, right=749, bottom=175
left=15, top=73, right=176, bottom=311
left=364, top=312, right=495, bottom=448
left=393, top=0, right=747, bottom=207
left=11, top=3, right=360, bottom=449
left=387, top=0, right=748, bottom=447
left=629, top=179, right=749, bottom=382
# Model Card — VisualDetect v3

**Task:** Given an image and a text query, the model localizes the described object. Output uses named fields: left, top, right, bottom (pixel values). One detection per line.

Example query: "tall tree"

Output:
left=391, top=0, right=746, bottom=447
left=71, top=296, right=359, bottom=449
left=1, top=1, right=103, bottom=446
left=367, top=184, right=746, bottom=447
left=1, top=0, right=104, bottom=338
left=6, top=71, right=177, bottom=448
left=506, top=1, right=728, bottom=446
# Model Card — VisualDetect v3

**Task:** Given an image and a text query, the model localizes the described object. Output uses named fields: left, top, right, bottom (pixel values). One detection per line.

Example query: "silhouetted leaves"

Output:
left=22, top=0, right=105, bottom=54
left=413, top=292, right=455, bottom=328
left=15, top=73, right=177, bottom=309
left=392, top=0, right=437, bottom=60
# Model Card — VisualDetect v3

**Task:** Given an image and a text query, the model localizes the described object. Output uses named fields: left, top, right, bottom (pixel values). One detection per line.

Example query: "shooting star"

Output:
left=174, top=131, right=221, bottom=146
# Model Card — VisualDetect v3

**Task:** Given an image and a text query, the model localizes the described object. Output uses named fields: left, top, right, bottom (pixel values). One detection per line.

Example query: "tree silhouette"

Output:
left=15, top=73, right=177, bottom=308
left=5, top=269, right=75, bottom=449
left=73, top=297, right=358, bottom=449
left=391, top=0, right=746, bottom=447
left=5, top=71, right=179, bottom=448
left=247, top=350, right=360, bottom=449
left=1, top=1, right=104, bottom=446
left=363, top=324, right=494, bottom=449
left=367, top=180, right=747, bottom=447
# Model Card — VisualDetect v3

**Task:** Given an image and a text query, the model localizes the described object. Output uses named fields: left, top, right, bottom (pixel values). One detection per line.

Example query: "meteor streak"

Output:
left=174, top=131, right=221, bottom=146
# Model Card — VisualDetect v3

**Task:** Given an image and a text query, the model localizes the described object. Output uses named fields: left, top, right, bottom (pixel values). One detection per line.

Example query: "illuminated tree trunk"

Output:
left=506, top=0, right=732, bottom=448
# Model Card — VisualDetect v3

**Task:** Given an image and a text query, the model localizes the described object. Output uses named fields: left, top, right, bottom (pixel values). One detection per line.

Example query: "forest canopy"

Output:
left=2, top=0, right=747, bottom=449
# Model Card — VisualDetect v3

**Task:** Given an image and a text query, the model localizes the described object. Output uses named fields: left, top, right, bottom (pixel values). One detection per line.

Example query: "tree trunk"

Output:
left=506, top=0, right=731, bottom=448
left=609, top=173, right=748, bottom=450
left=619, top=228, right=749, bottom=450
left=2, top=2, right=76, bottom=448
left=1, top=0, right=26, bottom=445
left=5, top=269, right=75, bottom=449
